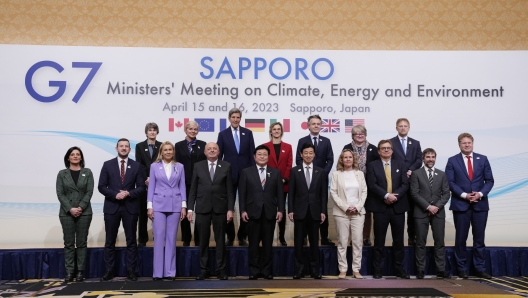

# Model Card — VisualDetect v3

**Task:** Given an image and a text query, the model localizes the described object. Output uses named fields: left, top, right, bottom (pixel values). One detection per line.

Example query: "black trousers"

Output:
left=277, top=192, right=287, bottom=242
left=226, top=182, right=248, bottom=241
left=196, top=211, right=227, bottom=274
left=137, top=191, right=148, bottom=243
left=180, top=185, right=197, bottom=244
left=248, top=208, right=276, bottom=276
left=372, top=206, right=405, bottom=273
left=406, top=189, right=416, bottom=241
left=294, top=208, right=320, bottom=276
left=104, top=204, right=138, bottom=272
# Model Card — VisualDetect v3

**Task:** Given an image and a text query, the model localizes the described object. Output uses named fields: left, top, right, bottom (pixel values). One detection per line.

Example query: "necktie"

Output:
left=401, top=138, right=406, bottom=155
left=466, top=156, right=473, bottom=181
left=305, top=166, right=311, bottom=188
left=120, top=160, right=125, bottom=184
left=384, top=162, right=392, bottom=193
left=209, top=163, right=215, bottom=181
left=428, top=168, right=434, bottom=187
left=234, top=129, right=240, bottom=154
left=313, top=137, right=318, bottom=150
left=260, top=167, right=266, bottom=189
left=148, top=144, right=154, bottom=158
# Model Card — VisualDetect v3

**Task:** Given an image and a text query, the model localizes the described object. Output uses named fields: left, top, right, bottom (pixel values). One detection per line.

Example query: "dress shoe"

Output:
left=458, top=270, right=468, bottom=279
left=238, top=239, right=248, bottom=246
left=338, top=272, right=347, bottom=279
left=101, top=271, right=114, bottom=281
left=395, top=271, right=410, bottom=279
left=75, top=271, right=84, bottom=282
left=127, top=270, right=138, bottom=281
left=225, top=240, right=233, bottom=246
left=408, top=238, right=416, bottom=246
left=196, top=272, right=209, bottom=280
left=152, top=277, right=162, bottom=281
left=217, top=273, right=228, bottom=280
left=64, top=272, right=74, bottom=282
left=183, top=241, right=190, bottom=247
left=265, top=275, right=273, bottom=280
left=352, top=271, right=363, bottom=279
left=321, top=238, right=335, bottom=246
left=436, top=271, right=451, bottom=279
left=293, top=274, right=304, bottom=279
left=279, top=239, right=287, bottom=246
left=373, top=271, right=382, bottom=279
left=138, top=242, right=146, bottom=247
left=363, top=238, right=372, bottom=246
left=249, top=275, right=258, bottom=280
left=475, top=270, right=492, bottom=279
left=311, top=273, right=322, bottom=279
left=416, top=270, right=425, bottom=279
left=166, top=276, right=176, bottom=281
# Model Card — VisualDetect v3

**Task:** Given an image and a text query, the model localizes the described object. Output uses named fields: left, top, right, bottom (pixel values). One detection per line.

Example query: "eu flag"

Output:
left=195, top=118, right=215, bottom=132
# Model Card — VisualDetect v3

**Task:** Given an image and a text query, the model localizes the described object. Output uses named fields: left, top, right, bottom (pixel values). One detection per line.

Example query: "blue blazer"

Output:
left=98, top=157, right=146, bottom=215
left=390, top=136, right=422, bottom=172
left=217, top=126, right=255, bottom=184
left=295, top=135, right=334, bottom=175
left=445, top=153, right=494, bottom=212
left=147, top=162, right=186, bottom=212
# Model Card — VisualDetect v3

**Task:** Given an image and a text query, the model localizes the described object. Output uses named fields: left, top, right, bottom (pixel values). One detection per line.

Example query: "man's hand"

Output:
left=407, top=170, right=412, bottom=178
left=288, top=212, right=294, bottom=222
left=385, top=193, right=398, bottom=204
left=276, top=211, right=283, bottom=223
left=320, top=213, right=326, bottom=224
left=241, top=211, right=249, bottom=222
left=147, top=208, right=154, bottom=220
left=428, top=205, right=439, bottom=215
left=187, top=211, right=193, bottom=223
left=227, top=210, right=233, bottom=223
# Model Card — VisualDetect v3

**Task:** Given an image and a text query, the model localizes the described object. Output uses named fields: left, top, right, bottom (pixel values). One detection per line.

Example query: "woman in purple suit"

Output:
left=147, top=141, right=187, bottom=280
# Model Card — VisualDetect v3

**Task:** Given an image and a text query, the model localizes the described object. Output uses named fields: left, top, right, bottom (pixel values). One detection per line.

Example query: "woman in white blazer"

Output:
left=330, top=149, right=368, bottom=279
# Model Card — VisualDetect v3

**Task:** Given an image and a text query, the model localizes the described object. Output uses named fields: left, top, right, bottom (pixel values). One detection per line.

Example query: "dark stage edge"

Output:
left=1, top=246, right=527, bottom=280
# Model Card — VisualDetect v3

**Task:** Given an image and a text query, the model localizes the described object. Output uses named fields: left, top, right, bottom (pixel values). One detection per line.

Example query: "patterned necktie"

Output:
left=466, top=156, right=473, bottom=181
left=234, top=129, right=240, bottom=154
left=384, top=162, right=392, bottom=193
left=209, top=163, right=215, bottom=181
left=428, top=168, right=434, bottom=187
left=260, top=167, right=266, bottom=189
left=313, top=137, right=318, bottom=150
left=305, top=166, right=311, bottom=188
left=120, top=160, right=125, bottom=184
left=401, top=138, right=406, bottom=155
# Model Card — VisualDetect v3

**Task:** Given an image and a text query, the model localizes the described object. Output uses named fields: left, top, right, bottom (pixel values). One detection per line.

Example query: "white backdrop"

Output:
left=1, top=45, right=527, bottom=247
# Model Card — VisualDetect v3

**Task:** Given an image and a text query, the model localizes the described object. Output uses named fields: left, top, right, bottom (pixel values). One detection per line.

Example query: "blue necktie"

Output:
left=401, top=138, right=406, bottom=155
left=234, top=128, right=240, bottom=153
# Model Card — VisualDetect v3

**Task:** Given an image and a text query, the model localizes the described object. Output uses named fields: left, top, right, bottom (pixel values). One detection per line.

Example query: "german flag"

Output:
left=245, top=119, right=265, bottom=132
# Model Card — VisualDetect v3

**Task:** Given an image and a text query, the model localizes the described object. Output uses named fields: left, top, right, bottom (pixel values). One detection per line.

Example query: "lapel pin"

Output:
left=396, top=169, right=400, bottom=172
left=409, top=141, right=412, bottom=144
left=82, top=174, right=86, bottom=176
left=198, top=146, right=200, bottom=149
left=218, top=165, right=222, bottom=167
left=242, top=132, right=245, bottom=135
left=315, top=170, right=319, bottom=173
left=476, top=157, right=480, bottom=159
left=298, top=169, right=301, bottom=172
left=435, top=172, right=438, bottom=175
left=145, top=149, right=148, bottom=151
left=267, top=172, right=270, bottom=177
left=128, top=166, right=131, bottom=169
left=159, top=167, right=163, bottom=170
left=369, top=148, right=372, bottom=151
left=282, top=150, right=285, bottom=152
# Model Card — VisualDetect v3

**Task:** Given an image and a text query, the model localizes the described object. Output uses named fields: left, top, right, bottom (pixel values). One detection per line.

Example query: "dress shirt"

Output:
left=344, top=170, right=359, bottom=207
left=310, top=134, right=320, bottom=145
left=459, top=152, right=483, bottom=199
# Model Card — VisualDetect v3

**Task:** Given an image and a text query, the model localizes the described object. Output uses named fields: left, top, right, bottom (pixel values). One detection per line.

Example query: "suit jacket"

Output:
left=342, top=143, right=380, bottom=166
left=239, top=166, right=285, bottom=220
left=135, top=139, right=162, bottom=179
left=329, top=170, right=368, bottom=216
left=187, top=159, right=235, bottom=214
left=410, top=167, right=451, bottom=219
left=295, top=135, right=334, bottom=175
left=365, top=159, right=409, bottom=214
left=446, top=152, right=494, bottom=212
left=217, top=126, right=255, bottom=184
left=288, top=164, right=328, bottom=220
left=390, top=136, right=422, bottom=172
left=56, top=168, right=94, bottom=216
left=98, top=157, right=146, bottom=215
left=147, top=162, right=187, bottom=212
left=263, top=141, right=293, bottom=192
left=175, top=139, right=206, bottom=187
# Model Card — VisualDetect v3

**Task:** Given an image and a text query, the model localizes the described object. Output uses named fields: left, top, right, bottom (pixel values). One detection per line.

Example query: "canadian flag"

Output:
left=168, top=118, right=188, bottom=132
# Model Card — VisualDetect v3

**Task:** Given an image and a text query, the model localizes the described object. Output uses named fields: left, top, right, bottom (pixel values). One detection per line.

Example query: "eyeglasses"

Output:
left=353, top=133, right=365, bottom=136
left=380, top=147, right=392, bottom=151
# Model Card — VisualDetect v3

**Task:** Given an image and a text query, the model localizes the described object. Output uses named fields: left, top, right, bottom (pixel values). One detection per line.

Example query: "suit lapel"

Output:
left=157, top=162, right=170, bottom=185
left=393, top=137, right=405, bottom=157
left=277, top=143, right=286, bottom=165
left=456, top=154, right=470, bottom=180
left=212, top=162, right=222, bottom=182
left=253, top=167, right=264, bottom=190
left=62, top=169, right=78, bottom=190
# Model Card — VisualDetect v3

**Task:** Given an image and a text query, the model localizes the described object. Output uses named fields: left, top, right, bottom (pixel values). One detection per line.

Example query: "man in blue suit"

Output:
left=217, top=108, right=255, bottom=246
left=446, top=133, right=494, bottom=279
left=98, top=138, right=146, bottom=282
left=295, top=114, right=334, bottom=245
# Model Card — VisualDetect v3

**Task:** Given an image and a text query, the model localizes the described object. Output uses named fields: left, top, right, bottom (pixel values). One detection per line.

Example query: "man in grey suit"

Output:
left=410, top=148, right=451, bottom=279
left=187, top=142, right=235, bottom=280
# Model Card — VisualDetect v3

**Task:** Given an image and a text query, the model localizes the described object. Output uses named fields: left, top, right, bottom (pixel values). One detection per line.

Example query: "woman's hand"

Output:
left=180, top=208, right=187, bottom=221
left=147, top=208, right=154, bottom=220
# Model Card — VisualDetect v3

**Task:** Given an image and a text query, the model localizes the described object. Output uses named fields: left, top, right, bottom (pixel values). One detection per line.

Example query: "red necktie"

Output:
left=120, top=160, right=125, bottom=183
left=466, top=156, right=473, bottom=181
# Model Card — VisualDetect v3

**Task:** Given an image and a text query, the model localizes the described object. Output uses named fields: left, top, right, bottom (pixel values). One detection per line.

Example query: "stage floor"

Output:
left=0, top=275, right=526, bottom=297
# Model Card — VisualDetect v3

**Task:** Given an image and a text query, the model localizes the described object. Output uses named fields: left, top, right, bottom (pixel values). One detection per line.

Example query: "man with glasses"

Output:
left=365, top=140, right=410, bottom=279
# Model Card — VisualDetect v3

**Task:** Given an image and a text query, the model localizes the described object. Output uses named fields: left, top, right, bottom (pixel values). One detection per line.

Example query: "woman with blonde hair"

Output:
left=330, top=149, right=367, bottom=279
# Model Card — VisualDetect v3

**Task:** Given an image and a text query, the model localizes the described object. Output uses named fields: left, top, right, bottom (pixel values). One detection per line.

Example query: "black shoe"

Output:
left=249, top=275, right=258, bottom=280
left=239, top=239, right=248, bottom=246
left=311, top=273, right=322, bottom=279
left=265, top=275, right=273, bottom=280
left=458, top=270, right=468, bottom=279
left=373, top=271, right=382, bottom=279
left=64, top=272, right=74, bottom=282
left=100, top=271, right=114, bottom=281
left=127, top=270, right=137, bottom=281
left=153, top=277, right=162, bottom=281
left=279, top=239, right=287, bottom=246
left=138, top=242, right=146, bottom=247
left=293, top=274, right=304, bottom=279
left=217, top=273, right=228, bottom=280
left=396, top=271, right=410, bottom=279
left=408, top=238, right=416, bottom=246
left=436, top=271, right=451, bottom=279
left=416, top=270, right=424, bottom=279
left=183, top=241, right=190, bottom=247
left=75, top=271, right=84, bottom=282
left=225, top=240, right=233, bottom=246
left=321, top=238, right=335, bottom=246
left=363, top=239, right=372, bottom=246
left=196, top=272, right=209, bottom=280
left=475, top=270, right=492, bottom=279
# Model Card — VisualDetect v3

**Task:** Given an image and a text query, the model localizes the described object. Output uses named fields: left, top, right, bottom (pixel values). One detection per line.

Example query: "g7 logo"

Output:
left=25, top=61, right=102, bottom=103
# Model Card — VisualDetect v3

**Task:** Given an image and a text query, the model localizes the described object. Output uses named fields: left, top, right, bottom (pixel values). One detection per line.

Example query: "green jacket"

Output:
left=56, top=168, right=94, bottom=216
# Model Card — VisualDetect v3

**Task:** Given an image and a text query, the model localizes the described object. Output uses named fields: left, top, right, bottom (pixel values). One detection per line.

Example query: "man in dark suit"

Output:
left=289, top=142, right=328, bottom=279
left=175, top=120, right=206, bottom=246
left=217, top=108, right=255, bottom=246
left=410, top=148, right=451, bottom=279
left=135, top=122, right=162, bottom=247
left=295, top=114, right=334, bottom=246
left=446, top=133, right=494, bottom=279
left=239, top=145, right=284, bottom=279
left=98, top=138, right=146, bottom=282
left=365, top=139, right=410, bottom=279
left=187, top=142, right=235, bottom=280
left=390, top=118, right=422, bottom=246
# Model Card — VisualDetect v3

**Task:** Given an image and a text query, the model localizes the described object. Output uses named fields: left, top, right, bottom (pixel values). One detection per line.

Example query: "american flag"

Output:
left=345, top=119, right=365, bottom=133
left=321, top=119, right=340, bottom=133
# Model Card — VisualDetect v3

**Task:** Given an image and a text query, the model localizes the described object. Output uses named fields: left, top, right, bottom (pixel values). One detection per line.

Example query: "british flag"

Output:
left=321, top=119, right=340, bottom=133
